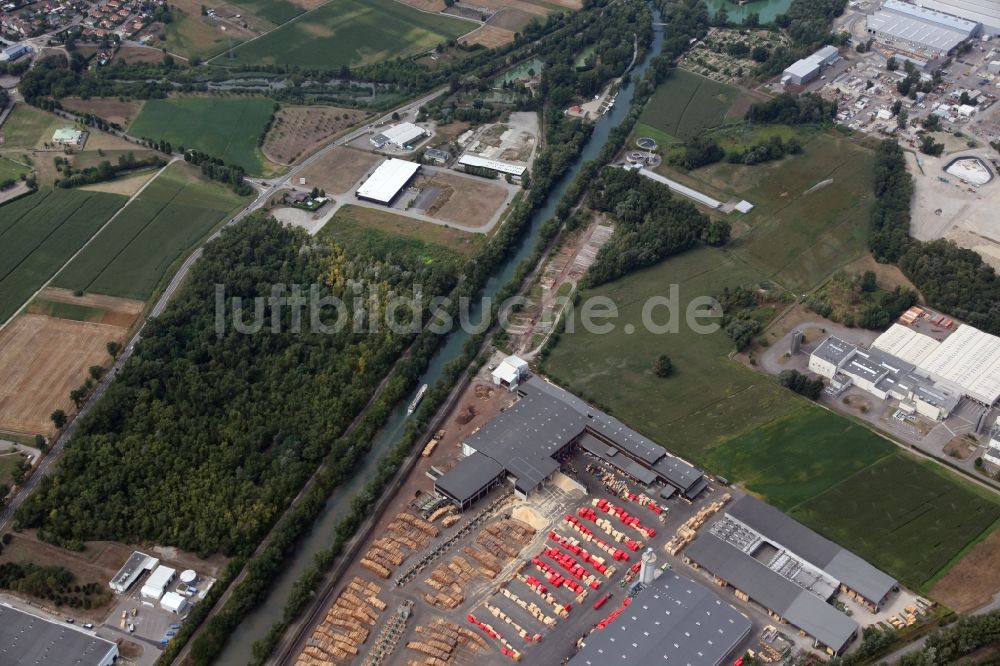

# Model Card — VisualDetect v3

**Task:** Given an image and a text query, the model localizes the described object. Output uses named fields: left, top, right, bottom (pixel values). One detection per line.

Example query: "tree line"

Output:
left=56, top=152, right=166, bottom=188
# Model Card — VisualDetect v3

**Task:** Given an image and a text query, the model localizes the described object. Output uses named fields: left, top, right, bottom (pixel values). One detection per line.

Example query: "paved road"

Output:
left=0, top=87, right=447, bottom=533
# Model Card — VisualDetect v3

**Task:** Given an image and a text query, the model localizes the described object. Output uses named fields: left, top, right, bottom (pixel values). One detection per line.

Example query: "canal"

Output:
left=215, top=9, right=666, bottom=665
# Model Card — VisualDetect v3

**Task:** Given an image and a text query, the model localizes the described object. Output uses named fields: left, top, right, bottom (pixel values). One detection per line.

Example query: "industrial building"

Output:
left=684, top=496, right=897, bottom=655
left=52, top=127, right=86, bottom=148
left=457, top=154, right=527, bottom=182
left=867, top=0, right=980, bottom=54
left=914, top=0, right=1000, bottom=34
left=985, top=417, right=1000, bottom=465
left=141, top=564, right=176, bottom=600
left=491, top=354, right=529, bottom=390
left=435, top=372, right=708, bottom=509
left=809, top=321, right=1000, bottom=415
left=569, top=570, right=752, bottom=666
left=369, top=122, right=429, bottom=150
left=161, top=591, right=189, bottom=614
left=782, top=44, right=841, bottom=85
left=109, top=550, right=159, bottom=593
left=355, top=158, right=421, bottom=205
left=0, top=42, right=29, bottom=61
left=0, top=604, right=119, bottom=666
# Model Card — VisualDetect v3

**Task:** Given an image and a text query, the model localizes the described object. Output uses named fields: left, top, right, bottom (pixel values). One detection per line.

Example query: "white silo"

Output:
left=639, top=548, right=657, bottom=585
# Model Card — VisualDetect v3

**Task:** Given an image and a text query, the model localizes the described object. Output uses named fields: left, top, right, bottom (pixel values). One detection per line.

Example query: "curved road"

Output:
left=0, top=86, right=446, bottom=533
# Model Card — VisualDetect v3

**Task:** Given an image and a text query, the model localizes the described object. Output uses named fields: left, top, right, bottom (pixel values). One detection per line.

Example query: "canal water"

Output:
left=216, top=10, right=666, bottom=665
left=705, top=0, right=793, bottom=24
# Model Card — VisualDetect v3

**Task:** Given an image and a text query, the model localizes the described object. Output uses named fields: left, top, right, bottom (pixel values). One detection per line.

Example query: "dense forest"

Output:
left=867, top=140, right=1000, bottom=334
left=15, top=217, right=460, bottom=556
left=584, top=168, right=725, bottom=286
left=746, top=93, right=838, bottom=125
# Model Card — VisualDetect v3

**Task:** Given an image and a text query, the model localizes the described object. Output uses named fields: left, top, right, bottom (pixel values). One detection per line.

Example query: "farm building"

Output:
left=109, top=551, right=159, bottom=593
left=370, top=122, right=429, bottom=150
left=867, top=0, right=980, bottom=54
left=51, top=127, right=86, bottom=148
left=141, top=565, right=176, bottom=600
left=914, top=0, right=1000, bottom=34
left=0, top=42, right=29, bottom=61
left=569, top=570, right=752, bottom=666
left=355, top=158, right=421, bottom=205
left=435, top=376, right=707, bottom=509
left=0, top=605, right=119, bottom=666
left=782, top=45, right=841, bottom=85
left=684, top=496, right=897, bottom=655
left=458, top=154, right=527, bottom=182
left=491, top=354, right=529, bottom=390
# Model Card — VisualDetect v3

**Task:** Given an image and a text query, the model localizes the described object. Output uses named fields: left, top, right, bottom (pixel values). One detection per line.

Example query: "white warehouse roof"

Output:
left=869, top=0, right=979, bottom=52
left=916, top=0, right=1000, bottom=33
left=160, top=591, right=188, bottom=614
left=356, top=158, right=420, bottom=204
left=141, top=565, right=176, bottom=599
left=784, top=58, right=821, bottom=79
left=458, top=154, right=527, bottom=176
left=871, top=323, right=941, bottom=366
left=380, top=122, right=427, bottom=148
left=919, top=324, right=1000, bottom=404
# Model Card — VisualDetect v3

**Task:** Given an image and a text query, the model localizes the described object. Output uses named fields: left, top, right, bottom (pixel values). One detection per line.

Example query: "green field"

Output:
left=0, top=156, right=29, bottom=182
left=129, top=96, right=275, bottom=174
left=225, top=0, right=472, bottom=68
left=54, top=163, right=247, bottom=300
left=637, top=69, right=740, bottom=142
left=0, top=189, right=127, bottom=321
left=229, top=0, right=304, bottom=24
left=0, top=104, right=57, bottom=150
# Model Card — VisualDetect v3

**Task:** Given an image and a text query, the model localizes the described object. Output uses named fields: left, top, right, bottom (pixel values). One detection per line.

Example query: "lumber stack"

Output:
left=295, top=577, right=385, bottom=665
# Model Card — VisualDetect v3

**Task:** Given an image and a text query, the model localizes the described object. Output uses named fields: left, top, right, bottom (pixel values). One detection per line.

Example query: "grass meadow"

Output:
left=637, top=69, right=740, bottom=142
left=54, top=163, right=247, bottom=301
left=0, top=189, right=127, bottom=321
left=129, top=96, right=276, bottom=174
left=225, top=0, right=472, bottom=68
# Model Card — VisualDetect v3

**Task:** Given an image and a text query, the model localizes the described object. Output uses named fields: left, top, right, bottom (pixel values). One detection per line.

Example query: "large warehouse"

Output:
left=355, top=158, right=421, bottom=205
left=570, top=570, right=752, bottom=666
left=0, top=605, right=119, bottom=666
left=915, top=0, right=1000, bottom=34
left=684, top=497, right=897, bottom=656
left=109, top=550, right=159, bottom=593
left=782, top=44, right=841, bottom=85
left=867, top=0, right=980, bottom=54
left=435, top=372, right=708, bottom=509
left=458, top=154, right=527, bottom=182
left=370, top=122, right=429, bottom=150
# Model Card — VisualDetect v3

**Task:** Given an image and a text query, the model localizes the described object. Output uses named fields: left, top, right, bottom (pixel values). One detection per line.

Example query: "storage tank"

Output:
left=639, top=548, right=657, bottom=585
left=179, top=570, right=198, bottom=585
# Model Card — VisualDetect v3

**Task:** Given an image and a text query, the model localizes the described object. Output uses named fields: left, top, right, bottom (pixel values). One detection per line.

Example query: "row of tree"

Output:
left=56, top=153, right=166, bottom=188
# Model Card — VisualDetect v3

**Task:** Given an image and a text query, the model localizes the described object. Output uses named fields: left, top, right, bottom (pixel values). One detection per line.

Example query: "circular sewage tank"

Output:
left=179, top=569, right=197, bottom=585
left=944, top=156, right=994, bottom=186
left=636, top=137, right=658, bottom=151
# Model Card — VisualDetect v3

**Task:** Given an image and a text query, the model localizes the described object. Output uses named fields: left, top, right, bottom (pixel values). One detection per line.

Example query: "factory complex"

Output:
left=0, top=605, right=119, bottom=666
left=684, top=496, right=898, bottom=655
left=369, top=122, right=429, bottom=150
left=435, top=363, right=708, bottom=510
left=867, top=0, right=981, bottom=55
left=782, top=45, right=841, bottom=86
left=355, top=158, right=421, bottom=205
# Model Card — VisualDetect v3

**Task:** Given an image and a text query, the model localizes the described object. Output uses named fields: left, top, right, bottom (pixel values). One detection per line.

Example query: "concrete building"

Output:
left=684, top=496, right=897, bottom=655
left=0, top=604, right=119, bottom=666
left=435, top=376, right=707, bottom=509
left=160, top=591, right=188, bottom=614
left=370, top=122, right=429, bottom=150
left=569, top=570, right=752, bottom=666
left=457, top=154, right=527, bottom=182
left=141, top=564, right=176, bottom=600
left=491, top=354, right=529, bottom=390
left=867, top=0, right=980, bottom=54
left=914, top=0, right=1000, bottom=34
left=782, top=45, right=841, bottom=85
left=109, top=550, right=159, bottom=593
left=355, top=158, right=420, bottom=205
left=984, top=417, right=1000, bottom=465
left=52, top=127, right=86, bottom=148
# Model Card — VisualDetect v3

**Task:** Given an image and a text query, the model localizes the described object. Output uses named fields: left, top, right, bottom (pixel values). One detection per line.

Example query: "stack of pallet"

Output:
left=296, top=577, right=385, bottom=665
left=665, top=493, right=730, bottom=556
left=406, top=618, right=487, bottom=665
left=498, top=588, right=557, bottom=628
left=515, top=572, right=570, bottom=618
left=485, top=601, right=541, bottom=642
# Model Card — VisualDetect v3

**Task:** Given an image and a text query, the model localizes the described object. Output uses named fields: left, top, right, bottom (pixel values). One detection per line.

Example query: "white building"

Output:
left=370, top=122, right=429, bottom=150
left=109, top=551, right=159, bottom=594
left=141, top=565, right=176, bottom=600
left=160, top=591, right=188, bottom=614
left=782, top=45, right=840, bottom=85
left=985, top=417, right=1000, bottom=465
left=355, top=158, right=421, bottom=205
left=458, top=154, right=527, bottom=181
left=867, top=0, right=980, bottom=54
left=492, top=355, right=529, bottom=390
left=914, top=0, right=1000, bottom=35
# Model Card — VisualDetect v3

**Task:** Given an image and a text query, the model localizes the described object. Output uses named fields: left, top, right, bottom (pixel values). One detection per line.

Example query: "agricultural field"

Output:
left=54, top=162, right=248, bottom=301
left=461, top=25, right=517, bottom=48
left=225, top=0, right=472, bottom=68
left=156, top=0, right=259, bottom=60
left=0, top=156, right=29, bottom=182
left=262, top=105, right=369, bottom=165
left=0, top=104, right=58, bottom=150
left=129, top=95, right=276, bottom=174
left=297, top=146, right=382, bottom=194
left=636, top=69, right=740, bottom=143
left=59, top=97, right=144, bottom=127
left=321, top=204, right=482, bottom=262
left=0, top=189, right=127, bottom=322
left=227, top=0, right=305, bottom=24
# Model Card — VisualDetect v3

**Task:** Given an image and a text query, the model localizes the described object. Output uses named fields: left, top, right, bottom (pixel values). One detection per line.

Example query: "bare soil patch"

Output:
left=467, top=0, right=547, bottom=16
left=297, top=146, right=382, bottom=194
left=944, top=436, right=977, bottom=461
left=79, top=169, right=159, bottom=197
left=0, top=314, right=130, bottom=437
left=460, top=24, right=515, bottom=47
left=417, top=171, right=508, bottom=228
left=488, top=6, right=536, bottom=30
left=60, top=98, right=144, bottom=127
left=35, top=287, right=144, bottom=318
left=398, top=0, right=447, bottom=10
left=80, top=130, right=145, bottom=153
left=113, top=46, right=168, bottom=65
left=262, top=105, right=369, bottom=165
left=930, top=527, right=1000, bottom=612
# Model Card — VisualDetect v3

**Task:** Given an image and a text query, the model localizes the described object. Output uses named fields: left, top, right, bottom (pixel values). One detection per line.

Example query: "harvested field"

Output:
left=488, top=6, right=536, bottom=30
left=79, top=169, right=158, bottom=196
left=399, top=0, right=446, bottom=10
left=59, top=97, right=144, bottom=127
left=929, top=526, right=1000, bottom=611
left=78, top=130, right=143, bottom=153
left=461, top=24, right=516, bottom=47
left=416, top=171, right=509, bottom=228
left=111, top=46, right=167, bottom=65
left=297, top=146, right=382, bottom=194
left=467, top=0, right=547, bottom=16
left=157, top=0, right=257, bottom=60
left=0, top=314, right=129, bottom=436
left=262, top=105, right=369, bottom=165
left=28, top=287, right=143, bottom=328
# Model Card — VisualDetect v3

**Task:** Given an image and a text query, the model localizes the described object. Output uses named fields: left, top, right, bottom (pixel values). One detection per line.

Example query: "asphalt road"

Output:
left=0, top=86, right=447, bottom=533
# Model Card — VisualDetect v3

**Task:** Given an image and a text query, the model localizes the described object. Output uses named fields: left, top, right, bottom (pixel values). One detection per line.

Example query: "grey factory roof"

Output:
left=869, top=0, right=977, bottom=52
left=728, top=496, right=897, bottom=604
left=811, top=336, right=857, bottom=367
left=0, top=605, right=118, bottom=666
left=570, top=571, right=752, bottom=666
left=684, top=534, right=859, bottom=653
left=434, top=452, right=505, bottom=505
left=577, top=432, right=658, bottom=485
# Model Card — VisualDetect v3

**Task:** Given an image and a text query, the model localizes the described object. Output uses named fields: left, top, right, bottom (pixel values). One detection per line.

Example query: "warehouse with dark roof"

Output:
left=434, top=369, right=707, bottom=508
left=570, top=570, right=752, bottom=666
left=0, top=605, right=119, bottom=666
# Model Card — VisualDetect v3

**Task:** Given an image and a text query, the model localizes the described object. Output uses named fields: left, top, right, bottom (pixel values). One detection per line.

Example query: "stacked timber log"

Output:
left=406, top=617, right=488, bottom=665
left=295, top=577, right=385, bottom=665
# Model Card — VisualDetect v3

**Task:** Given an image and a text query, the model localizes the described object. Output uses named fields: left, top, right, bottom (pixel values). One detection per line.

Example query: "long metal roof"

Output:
left=0, top=605, right=118, bottom=666
left=355, top=158, right=420, bottom=204
left=869, top=0, right=978, bottom=51
left=919, top=324, right=1000, bottom=404
left=916, top=0, right=1000, bottom=31
left=434, top=452, right=505, bottom=505
left=570, top=571, right=752, bottom=666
